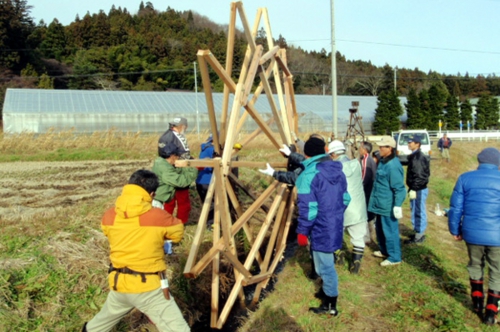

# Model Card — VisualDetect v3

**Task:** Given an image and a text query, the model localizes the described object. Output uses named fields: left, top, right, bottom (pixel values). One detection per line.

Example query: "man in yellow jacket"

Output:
left=83, top=170, right=190, bottom=332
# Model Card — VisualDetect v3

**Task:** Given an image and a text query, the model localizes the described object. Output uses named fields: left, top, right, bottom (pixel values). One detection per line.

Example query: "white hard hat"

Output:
left=328, top=140, right=345, bottom=154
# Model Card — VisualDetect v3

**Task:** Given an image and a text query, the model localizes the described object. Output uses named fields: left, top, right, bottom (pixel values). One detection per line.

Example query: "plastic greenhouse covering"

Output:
left=3, top=88, right=407, bottom=134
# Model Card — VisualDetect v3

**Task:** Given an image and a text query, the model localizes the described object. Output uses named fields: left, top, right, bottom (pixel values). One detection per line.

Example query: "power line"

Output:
left=287, top=38, right=500, bottom=55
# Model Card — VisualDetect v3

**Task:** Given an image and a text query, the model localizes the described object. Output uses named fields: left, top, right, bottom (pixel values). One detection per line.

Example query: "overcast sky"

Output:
left=28, top=0, right=500, bottom=76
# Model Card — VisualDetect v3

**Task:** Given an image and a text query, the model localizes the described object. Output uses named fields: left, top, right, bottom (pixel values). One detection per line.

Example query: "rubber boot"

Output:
left=308, top=258, right=319, bottom=280
left=309, top=295, right=338, bottom=316
left=334, top=249, right=345, bottom=266
left=349, top=251, right=363, bottom=275
left=483, top=289, right=500, bottom=325
left=470, top=278, right=484, bottom=318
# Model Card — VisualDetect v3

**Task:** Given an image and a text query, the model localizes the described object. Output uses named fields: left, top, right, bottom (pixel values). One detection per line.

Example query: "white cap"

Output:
left=328, top=140, right=345, bottom=154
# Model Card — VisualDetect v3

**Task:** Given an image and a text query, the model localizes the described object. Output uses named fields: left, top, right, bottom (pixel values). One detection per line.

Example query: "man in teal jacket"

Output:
left=368, top=136, right=406, bottom=266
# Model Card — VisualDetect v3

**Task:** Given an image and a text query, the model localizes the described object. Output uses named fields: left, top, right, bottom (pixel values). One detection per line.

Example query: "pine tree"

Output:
left=444, top=95, right=460, bottom=130
left=427, top=85, right=446, bottom=130
left=372, top=90, right=403, bottom=134
left=460, top=99, right=473, bottom=127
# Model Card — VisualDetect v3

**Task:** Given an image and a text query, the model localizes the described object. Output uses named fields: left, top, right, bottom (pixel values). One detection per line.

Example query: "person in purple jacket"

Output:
left=448, top=147, right=500, bottom=325
left=295, top=136, right=350, bottom=316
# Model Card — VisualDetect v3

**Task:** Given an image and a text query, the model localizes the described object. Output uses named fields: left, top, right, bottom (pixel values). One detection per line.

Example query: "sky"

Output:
left=28, top=0, right=500, bottom=76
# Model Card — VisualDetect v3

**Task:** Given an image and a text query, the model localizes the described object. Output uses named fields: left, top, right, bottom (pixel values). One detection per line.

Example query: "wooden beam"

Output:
left=243, top=102, right=281, bottom=149
left=197, top=50, right=221, bottom=156
left=185, top=181, right=279, bottom=277
left=203, top=51, right=236, bottom=93
left=183, top=176, right=216, bottom=275
left=220, top=1, right=238, bottom=146
left=242, top=45, right=263, bottom=101
left=259, top=45, right=280, bottom=65
left=228, top=173, right=270, bottom=213
left=258, top=68, right=288, bottom=144
left=210, top=187, right=221, bottom=328
left=241, top=272, right=273, bottom=286
left=252, top=189, right=289, bottom=303
left=176, top=159, right=287, bottom=169
left=212, top=159, right=236, bottom=252
left=221, top=250, right=252, bottom=279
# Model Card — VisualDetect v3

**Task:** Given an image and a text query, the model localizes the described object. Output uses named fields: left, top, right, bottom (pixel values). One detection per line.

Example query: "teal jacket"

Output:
left=152, top=157, right=198, bottom=203
left=368, top=153, right=406, bottom=217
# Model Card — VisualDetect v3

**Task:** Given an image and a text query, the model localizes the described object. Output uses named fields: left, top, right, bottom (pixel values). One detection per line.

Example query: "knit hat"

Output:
left=304, top=137, right=326, bottom=157
left=169, top=117, right=188, bottom=127
left=477, top=147, right=500, bottom=166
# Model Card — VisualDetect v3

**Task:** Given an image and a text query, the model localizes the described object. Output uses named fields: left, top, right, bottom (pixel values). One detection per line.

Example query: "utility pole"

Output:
left=330, top=0, right=338, bottom=138
left=194, top=61, right=200, bottom=138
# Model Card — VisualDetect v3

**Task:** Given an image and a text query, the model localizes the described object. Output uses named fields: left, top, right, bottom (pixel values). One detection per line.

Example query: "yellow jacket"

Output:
left=101, top=184, right=184, bottom=293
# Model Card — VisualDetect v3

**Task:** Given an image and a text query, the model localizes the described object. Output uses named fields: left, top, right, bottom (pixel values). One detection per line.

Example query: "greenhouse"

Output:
left=2, top=88, right=407, bottom=134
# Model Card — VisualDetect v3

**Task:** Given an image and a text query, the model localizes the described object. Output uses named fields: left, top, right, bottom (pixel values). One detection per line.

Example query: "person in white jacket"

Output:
left=328, top=140, right=368, bottom=274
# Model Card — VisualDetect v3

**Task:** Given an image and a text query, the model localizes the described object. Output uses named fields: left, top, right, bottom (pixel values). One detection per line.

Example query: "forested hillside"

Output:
left=1, top=0, right=500, bottom=116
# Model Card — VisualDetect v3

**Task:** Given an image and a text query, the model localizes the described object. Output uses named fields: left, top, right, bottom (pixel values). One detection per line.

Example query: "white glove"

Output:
left=409, top=190, right=417, bottom=200
left=279, top=144, right=291, bottom=157
left=393, top=206, right=403, bottom=219
left=259, top=163, right=275, bottom=176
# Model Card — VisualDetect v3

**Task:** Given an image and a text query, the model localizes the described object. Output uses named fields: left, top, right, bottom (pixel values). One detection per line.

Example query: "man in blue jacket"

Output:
left=195, top=134, right=215, bottom=229
left=448, top=147, right=500, bottom=325
left=296, top=136, right=349, bottom=316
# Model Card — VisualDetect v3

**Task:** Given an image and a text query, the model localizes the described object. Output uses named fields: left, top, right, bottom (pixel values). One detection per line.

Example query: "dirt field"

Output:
left=0, top=160, right=152, bottom=221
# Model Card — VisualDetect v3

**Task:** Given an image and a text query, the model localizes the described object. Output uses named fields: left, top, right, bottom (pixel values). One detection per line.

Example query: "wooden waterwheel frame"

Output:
left=177, top=2, right=298, bottom=328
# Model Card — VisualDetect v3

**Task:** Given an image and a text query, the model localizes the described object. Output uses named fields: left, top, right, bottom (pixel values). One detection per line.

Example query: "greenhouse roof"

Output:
left=3, top=88, right=407, bottom=122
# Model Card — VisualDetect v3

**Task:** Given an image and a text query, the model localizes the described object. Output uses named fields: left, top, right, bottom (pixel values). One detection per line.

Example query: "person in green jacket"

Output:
left=152, top=143, right=198, bottom=224
left=368, top=136, right=406, bottom=266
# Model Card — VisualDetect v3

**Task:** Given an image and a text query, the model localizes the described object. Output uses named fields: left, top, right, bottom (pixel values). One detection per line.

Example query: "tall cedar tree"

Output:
left=486, top=97, right=499, bottom=129
left=474, top=95, right=490, bottom=129
left=444, top=95, right=460, bottom=130
left=418, top=89, right=432, bottom=130
left=460, top=99, right=473, bottom=126
left=405, top=88, right=425, bottom=129
left=372, top=90, right=403, bottom=135
left=427, top=85, right=446, bottom=130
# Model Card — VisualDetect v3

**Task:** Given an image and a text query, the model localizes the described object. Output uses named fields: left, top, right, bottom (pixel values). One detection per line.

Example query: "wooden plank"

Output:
left=225, top=180, right=263, bottom=265
left=263, top=191, right=295, bottom=289
left=197, top=50, right=221, bottom=156
left=217, top=273, right=244, bottom=329
left=212, top=159, right=235, bottom=252
left=252, top=189, right=289, bottom=303
left=204, top=51, right=236, bottom=93
left=241, top=272, right=273, bottom=286
left=236, top=2, right=256, bottom=53
left=220, top=1, right=238, bottom=146
left=258, top=68, right=287, bottom=144
left=221, top=250, right=252, bottom=279
left=259, top=45, right=280, bottom=65
left=262, top=9, right=290, bottom=145
left=210, top=185, right=221, bottom=328
left=183, top=176, right=216, bottom=274
left=176, top=159, right=287, bottom=169
left=238, top=116, right=274, bottom=149
left=243, top=102, right=280, bottom=148
left=228, top=172, right=270, bottom=213
left=185, top=181, right=279, bottom=277
left=242, top=45, right=263, bottom=101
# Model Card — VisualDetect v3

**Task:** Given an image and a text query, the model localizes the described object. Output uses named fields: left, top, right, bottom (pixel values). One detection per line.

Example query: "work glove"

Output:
left=393, top=206, right=403, bottom=219
left=279, top=144, right=291, bottom=157
left=297, top=234, right=308, bottom=246
left=258, top=163, right=275, bottom=177
left=409, top=190, right=417, bottom=200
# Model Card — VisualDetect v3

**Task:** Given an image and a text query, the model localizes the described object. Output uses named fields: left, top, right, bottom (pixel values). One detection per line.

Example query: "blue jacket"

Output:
left=296, top=154, right=350, bottom=253
left=448, top=164, right=500, bottom=246
left=368, top=154, right=406, bottom=217
left=195, top=140, right=214, bottom=185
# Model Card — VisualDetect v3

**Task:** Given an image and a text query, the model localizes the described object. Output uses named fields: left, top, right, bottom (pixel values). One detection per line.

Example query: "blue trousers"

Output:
left=375, top=214, right=402, bottom=263
left=312, top=250, right=338, bottom=297
left=410, top=188, right=428, bottom=234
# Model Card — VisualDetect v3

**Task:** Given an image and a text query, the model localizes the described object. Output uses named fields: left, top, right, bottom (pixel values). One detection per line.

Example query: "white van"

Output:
left=395, top=129, right=432, bottom=164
